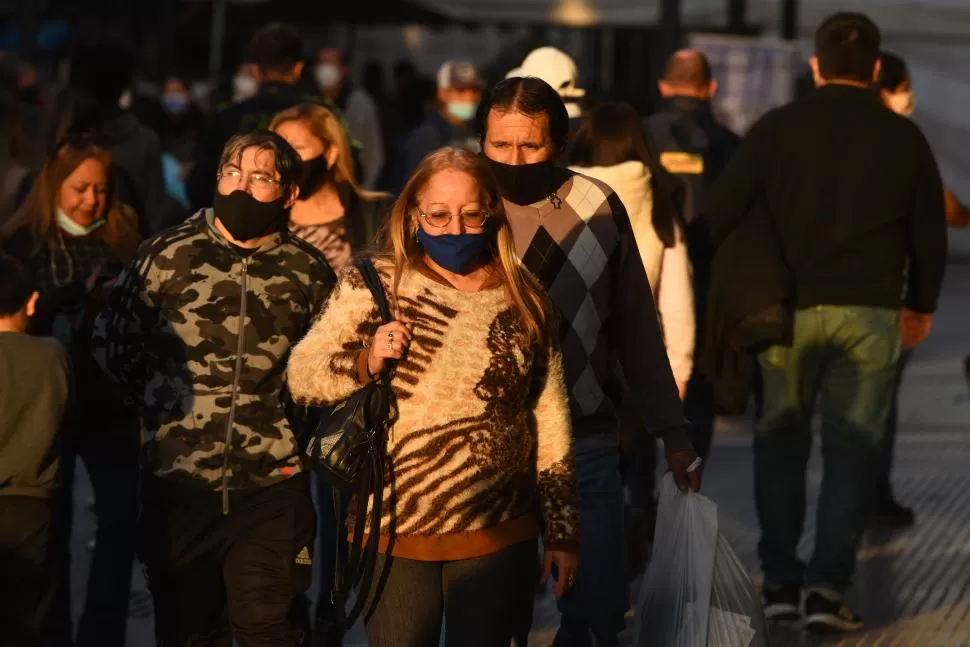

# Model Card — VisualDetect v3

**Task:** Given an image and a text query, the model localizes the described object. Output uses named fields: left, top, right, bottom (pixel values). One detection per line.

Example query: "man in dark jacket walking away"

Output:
left=706, top=13, right=947, bottom=634
left=93, top=130, right=336, bottom=646
left=644, top=49, right=740, bottom=462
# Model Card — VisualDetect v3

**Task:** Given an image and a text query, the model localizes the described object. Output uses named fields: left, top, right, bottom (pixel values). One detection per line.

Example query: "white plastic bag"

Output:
left=708, top=529, right=769, bottom=647
left=633, top=473, right=769, bottom=647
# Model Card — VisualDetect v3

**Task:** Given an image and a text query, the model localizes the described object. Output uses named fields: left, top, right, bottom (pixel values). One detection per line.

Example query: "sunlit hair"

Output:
left=270, top=103, right=387, bottom=202
left=386, top=147, right=554, bottom=345
left=0, top=136, right=138, bottom=260
left=218, top=129, right=301, bottom=197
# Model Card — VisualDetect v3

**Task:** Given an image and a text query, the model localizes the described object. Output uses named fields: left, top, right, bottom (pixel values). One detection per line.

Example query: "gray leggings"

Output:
left=363, top=538, right=539, bottom=647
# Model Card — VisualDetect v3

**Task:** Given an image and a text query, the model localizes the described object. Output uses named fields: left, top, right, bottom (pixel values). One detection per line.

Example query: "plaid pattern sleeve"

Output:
left=509, top=171, right=689, bottom=446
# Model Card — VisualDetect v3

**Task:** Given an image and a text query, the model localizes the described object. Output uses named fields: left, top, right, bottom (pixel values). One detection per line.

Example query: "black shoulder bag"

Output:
left=302, top=256, right=395, bottom=630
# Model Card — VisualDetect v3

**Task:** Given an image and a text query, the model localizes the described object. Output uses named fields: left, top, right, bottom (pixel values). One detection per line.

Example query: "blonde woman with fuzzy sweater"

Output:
left=287, top=148, right=579, bottom=647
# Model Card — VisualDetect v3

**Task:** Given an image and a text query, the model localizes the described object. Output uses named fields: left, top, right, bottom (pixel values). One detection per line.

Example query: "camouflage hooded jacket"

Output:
left=92, top=210, right=336, bottom=498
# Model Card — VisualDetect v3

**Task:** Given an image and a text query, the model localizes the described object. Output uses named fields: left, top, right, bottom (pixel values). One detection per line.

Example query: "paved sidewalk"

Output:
left=68, top=239, right=970, bottom=645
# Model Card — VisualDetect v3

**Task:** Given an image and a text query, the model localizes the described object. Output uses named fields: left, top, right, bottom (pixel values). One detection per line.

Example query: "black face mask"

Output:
left=298, top=155, right=332, bottom=200
left=485, top=157, right=559, bottom=206
left=19, top=85, right=40, bottom=105
left=213, top=190, right=287, bottom=242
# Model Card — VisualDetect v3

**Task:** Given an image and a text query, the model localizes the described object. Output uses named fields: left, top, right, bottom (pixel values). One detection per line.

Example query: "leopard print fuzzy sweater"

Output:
left=287, top=261, right=580, bottom=560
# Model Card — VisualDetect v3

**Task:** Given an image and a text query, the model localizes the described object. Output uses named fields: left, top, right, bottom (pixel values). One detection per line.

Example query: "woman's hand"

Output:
left=367, top=321, right=413, bottom=376
left=542, top=549, right=579, bottom=599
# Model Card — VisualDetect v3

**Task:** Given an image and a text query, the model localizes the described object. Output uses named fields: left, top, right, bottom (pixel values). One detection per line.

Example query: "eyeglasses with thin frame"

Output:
left=217, top=167, right=281, bottom=195
left=418, top=209, right=490, bottom=229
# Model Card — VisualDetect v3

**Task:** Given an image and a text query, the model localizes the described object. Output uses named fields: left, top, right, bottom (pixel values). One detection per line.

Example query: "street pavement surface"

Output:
left=68, top=231, right=970, bottom=646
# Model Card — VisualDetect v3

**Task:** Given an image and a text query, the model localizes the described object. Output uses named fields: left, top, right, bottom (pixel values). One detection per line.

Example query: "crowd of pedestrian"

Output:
left=0, top=8, right=968, bottom=647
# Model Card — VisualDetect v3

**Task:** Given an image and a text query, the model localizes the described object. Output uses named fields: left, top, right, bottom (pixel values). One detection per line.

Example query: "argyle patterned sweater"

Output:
left=506, top=169, right=690, bottom=453
left=287, top=261, right=580, bottom=560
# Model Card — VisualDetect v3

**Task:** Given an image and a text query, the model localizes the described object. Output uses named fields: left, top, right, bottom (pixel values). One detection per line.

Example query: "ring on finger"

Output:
left=386, top=341, right=393, bottom=350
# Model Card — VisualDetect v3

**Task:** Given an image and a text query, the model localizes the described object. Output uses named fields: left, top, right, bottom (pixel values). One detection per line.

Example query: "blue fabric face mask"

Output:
left=56, top=208, right=105, bottom=237
left=417, top=228, right=490, bottom=275
left=446, top=100, right=478, bottom=123
left=162, top=93, right=189, bottom=116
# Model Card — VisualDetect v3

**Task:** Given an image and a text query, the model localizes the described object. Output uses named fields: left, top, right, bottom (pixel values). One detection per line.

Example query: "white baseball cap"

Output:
left=512, top=46, right=585, bottom=100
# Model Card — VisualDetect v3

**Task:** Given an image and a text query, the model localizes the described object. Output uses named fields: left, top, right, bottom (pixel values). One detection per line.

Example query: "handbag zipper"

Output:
left=222, top=256, right=249, bottom=514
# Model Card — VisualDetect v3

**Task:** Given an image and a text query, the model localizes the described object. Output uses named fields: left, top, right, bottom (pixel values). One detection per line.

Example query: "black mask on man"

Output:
left=213, top=190, right=287, bottom=242
left=297, top=155, right=332, bottom=200
left=485, top=157, right=560, bottom=206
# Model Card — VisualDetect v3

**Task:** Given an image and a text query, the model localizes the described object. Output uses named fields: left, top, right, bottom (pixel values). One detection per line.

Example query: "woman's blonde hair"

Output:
left=0, top=136, right=139, bottom=260
left=387, top=147, right=554, bottom=346
left=270, top=103, right=386, bottom=202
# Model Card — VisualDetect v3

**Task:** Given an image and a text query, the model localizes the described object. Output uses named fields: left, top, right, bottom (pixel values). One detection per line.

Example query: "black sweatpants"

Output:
left=364, top=538, right=539, bottom=647
left=140, top=473, right=316, bottom=647
left=0, top=495, right=55, bottom=647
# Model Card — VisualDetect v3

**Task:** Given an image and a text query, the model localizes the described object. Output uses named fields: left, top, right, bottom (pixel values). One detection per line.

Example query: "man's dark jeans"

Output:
left=755, top=306, right=900, bottom=592
left=555, top=447, right=627, bottom=647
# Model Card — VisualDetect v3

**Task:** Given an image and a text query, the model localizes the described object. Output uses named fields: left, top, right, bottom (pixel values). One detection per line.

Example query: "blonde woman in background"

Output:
left=271, top=103, right=392, bottom=272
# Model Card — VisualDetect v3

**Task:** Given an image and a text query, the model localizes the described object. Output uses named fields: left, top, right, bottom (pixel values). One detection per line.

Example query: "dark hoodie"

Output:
left=101, top=111, right=168, bottom=236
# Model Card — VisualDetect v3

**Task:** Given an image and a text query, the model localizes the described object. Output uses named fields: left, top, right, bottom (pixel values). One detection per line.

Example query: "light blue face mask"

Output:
left=446, top=100, right=478, bottom=123
left=56, top=208, right=106, bottom=237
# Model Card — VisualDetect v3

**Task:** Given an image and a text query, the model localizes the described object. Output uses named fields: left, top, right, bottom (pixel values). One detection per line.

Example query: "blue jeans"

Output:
left=555, top=447, right=628, bottom=647
left=755, top=306, right=900, bottom=592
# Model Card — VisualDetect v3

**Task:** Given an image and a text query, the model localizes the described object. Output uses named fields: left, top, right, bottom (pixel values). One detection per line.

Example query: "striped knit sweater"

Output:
left=287, top=260, right=580, bottom=560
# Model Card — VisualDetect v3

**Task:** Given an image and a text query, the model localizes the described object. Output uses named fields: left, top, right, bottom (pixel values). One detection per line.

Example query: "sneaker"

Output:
left=803, top=588, right=863, bottom=634
left=762, top=584, right=801, bottom=623
left=869, top=498, right=916, bottom=529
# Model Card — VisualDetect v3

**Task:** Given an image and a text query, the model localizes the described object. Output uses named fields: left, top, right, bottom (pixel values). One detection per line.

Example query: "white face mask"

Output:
left=56, top=208, right=105, bottom=237
left=190, top=81, right=212, bottom=106
left=887, top=91, right=916, bottom=118
left=233, top=74, right=259, bottom=102
left=315, top=63, right=342, bottom=91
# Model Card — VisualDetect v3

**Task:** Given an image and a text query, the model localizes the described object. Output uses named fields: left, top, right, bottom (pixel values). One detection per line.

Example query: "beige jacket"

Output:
left=570, top=161, right=695, bottom=389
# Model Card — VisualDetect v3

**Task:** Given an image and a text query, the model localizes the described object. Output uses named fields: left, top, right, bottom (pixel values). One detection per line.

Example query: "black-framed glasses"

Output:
left=418, top=209, right=490, bottom=229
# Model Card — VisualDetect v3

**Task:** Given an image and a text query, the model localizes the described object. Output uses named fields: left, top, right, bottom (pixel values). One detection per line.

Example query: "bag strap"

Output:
left=354, top=256, right=392, bottom=325
left=332, top=444, right=385, bottom=630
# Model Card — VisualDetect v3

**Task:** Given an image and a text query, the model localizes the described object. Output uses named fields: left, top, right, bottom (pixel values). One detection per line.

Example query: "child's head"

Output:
left=0, top=253, right=38, bottom=332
